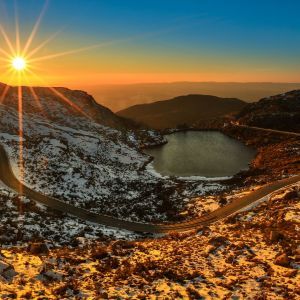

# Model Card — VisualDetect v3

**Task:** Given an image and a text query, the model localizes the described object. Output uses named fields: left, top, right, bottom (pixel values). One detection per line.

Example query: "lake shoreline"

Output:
left=144, top=131, right=256, bottom=178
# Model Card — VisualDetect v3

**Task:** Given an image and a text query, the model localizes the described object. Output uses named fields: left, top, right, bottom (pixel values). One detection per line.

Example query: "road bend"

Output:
left=0, top=143, right=299, bottom=233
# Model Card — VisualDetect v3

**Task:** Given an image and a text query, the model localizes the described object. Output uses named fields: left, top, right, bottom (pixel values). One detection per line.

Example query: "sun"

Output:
left=12, top=57, right=27, bottom=71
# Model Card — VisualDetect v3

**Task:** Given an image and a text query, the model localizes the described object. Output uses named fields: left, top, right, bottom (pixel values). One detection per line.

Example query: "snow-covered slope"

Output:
left=0, top=84, right=224, bottom=223
left=0, top=83, right=130, bottom=130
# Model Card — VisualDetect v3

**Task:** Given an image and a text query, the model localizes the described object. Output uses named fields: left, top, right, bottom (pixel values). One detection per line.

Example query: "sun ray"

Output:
left=28, top=36, right=134, bottom=63
left=0, top=68, right=14, bottom=81
left=26, top=30, right=61, bottom=59
left=14, top=0, right=21, bottom=55
left=28, top=23, right=191, bottom=64
left=0, top=69, right=15, bottom=101
left=0, top=24, right=16, bottom=56
left=29, top=43, right=111, bottom=63
left=0, top=56, right=11, bottom=63
left=48, top=86, right=91, bottom=118
left=28, top=86, right=48, bottom=117
left=25, top=78, right=52, bottom=120
left=26, top=69, right=90, bottom=118
left=22, top=0, right=48, bottom=56
left=0, top=83, right=10, bottom=103
left=17, top=74, right=24, bottom=195
left=0, top=46, right=12, bottom=59
left=23, top=73, right=48, bottom=118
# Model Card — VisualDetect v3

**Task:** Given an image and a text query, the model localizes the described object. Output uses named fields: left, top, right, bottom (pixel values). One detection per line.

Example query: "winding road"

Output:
left=233, top=124, right=300, bottom=137
left=0, top=125, right=299, bottom=233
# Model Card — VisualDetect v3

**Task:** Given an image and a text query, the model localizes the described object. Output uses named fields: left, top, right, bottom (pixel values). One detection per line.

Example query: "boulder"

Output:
left=28, top=242, right=49, bottom=255
left=269, top=230, right=283, bottom=242
left=284, top=269, right=297, bottom=278
left=218, top=196, right=227, bottom=206
left=37, top=269, right=63, bottom=282
left=91, top=246, right=109, bottom=260
left=274, top=253, right=290, bottom=267
left=208, top=236, right=228, bottom=247
left=0, top=261, right=18, bottom=282
left=37, top=263, right=63, bottom=282
left=283, top=190, right=298, bottom=200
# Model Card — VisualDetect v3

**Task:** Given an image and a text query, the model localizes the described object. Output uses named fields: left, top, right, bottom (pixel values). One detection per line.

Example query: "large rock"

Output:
left=282, top=190, right=298, bottom=200
left=208, top=236, right=228, bottom=247
left=0, top=261, right=18, bottom=282
left=28, top=242, right=49, bottom=255
left=274, top=253, right=290, bottom=267
left=269, top=230, right=283, bottom=243
left=91, top=246, right=109, bottom=260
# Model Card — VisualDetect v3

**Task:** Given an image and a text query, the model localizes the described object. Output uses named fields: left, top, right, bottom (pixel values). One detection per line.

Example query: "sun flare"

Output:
left=12, top=56, right=26, bottom=71
left=0, top=0, right=93, bottom=190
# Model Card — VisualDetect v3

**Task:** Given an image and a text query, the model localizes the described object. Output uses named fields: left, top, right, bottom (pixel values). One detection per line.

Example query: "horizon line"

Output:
left=1, top=80, right=300, bottom=90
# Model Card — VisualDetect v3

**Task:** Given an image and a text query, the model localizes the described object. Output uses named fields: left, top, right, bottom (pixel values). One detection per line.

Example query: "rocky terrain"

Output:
left=0, top=85, right=299, bottom=298
left=223, top=126, right=300, bottom=185
left=218, top=90, right=300, bottom=187
left=237, top=90, right=300, bottom=132
left=0, top=184, right=298, bottom=299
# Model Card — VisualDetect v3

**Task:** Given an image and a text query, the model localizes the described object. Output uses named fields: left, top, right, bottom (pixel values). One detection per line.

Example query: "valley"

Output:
left=0, top=84, right=299, bottom=299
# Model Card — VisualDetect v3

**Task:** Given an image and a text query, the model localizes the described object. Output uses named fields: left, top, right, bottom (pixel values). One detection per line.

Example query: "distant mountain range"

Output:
left=117, top=94, right=246, bottom=129
left=85, top=82, right=300, bottom=112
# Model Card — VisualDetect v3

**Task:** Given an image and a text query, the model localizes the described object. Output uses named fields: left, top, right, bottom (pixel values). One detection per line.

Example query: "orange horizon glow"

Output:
left=0, top=0, right=299, bottom=88
left=2, top=73, right=300, bottom=89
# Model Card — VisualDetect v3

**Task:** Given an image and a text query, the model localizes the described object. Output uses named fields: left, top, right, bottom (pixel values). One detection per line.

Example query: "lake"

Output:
left=144, top=131, right=256, bottom=178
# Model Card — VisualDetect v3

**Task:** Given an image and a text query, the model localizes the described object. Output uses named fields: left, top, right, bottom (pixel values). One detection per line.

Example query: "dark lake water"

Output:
left=144, top=131, right=256, bottom=178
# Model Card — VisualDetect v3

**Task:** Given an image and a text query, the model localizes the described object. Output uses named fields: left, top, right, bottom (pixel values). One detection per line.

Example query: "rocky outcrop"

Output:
left=237, top=90, right=300, bottom=132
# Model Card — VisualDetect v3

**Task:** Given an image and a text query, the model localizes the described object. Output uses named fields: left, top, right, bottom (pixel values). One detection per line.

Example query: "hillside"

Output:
left=0, top=83, right=134, bottom=130
left=237, top=90, right=300, bottom=132
left=117, top=94, right=246, bottom=129
left=0, top=83, right=227, bottom=232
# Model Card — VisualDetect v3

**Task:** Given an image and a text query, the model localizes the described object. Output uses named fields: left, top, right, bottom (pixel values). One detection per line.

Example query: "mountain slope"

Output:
left=0, top=83, right=224, bottom=224
left=237, top=90, right=300, bottom=132
left=117, top=94, right=246, bottom=129
left=0, top=83, right=134, bottom=130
